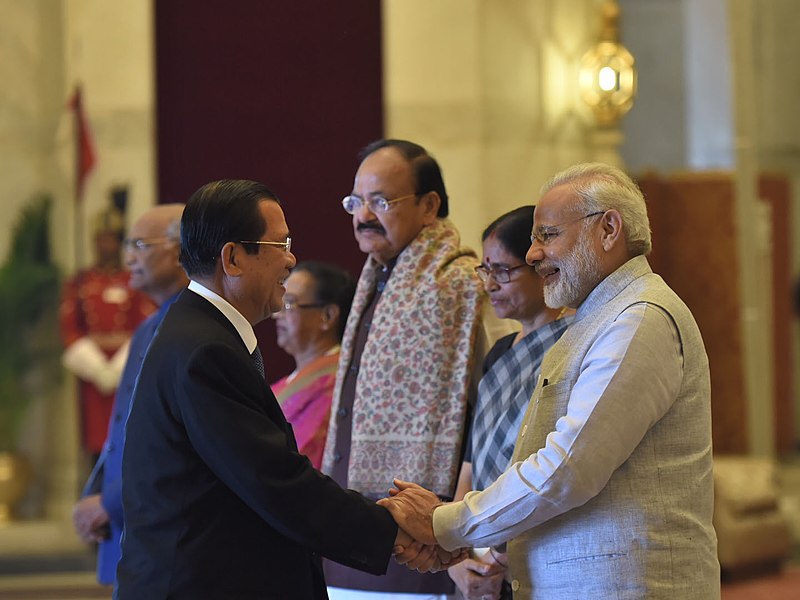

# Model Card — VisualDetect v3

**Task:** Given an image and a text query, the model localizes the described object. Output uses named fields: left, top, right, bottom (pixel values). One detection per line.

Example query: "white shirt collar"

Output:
left=187, top=280, right=258, bottom=353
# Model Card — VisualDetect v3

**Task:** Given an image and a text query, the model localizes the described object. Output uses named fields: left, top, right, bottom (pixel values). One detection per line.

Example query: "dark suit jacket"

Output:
left=115, top=290, right=397, bottom=600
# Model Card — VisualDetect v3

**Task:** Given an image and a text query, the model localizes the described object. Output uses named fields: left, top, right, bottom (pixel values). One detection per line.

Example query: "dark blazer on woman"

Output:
left=115, top=290, right=397, bottom=599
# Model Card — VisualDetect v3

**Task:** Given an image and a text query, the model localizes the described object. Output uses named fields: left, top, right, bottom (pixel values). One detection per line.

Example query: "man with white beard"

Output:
left=379, top=163, right=720, bottom=599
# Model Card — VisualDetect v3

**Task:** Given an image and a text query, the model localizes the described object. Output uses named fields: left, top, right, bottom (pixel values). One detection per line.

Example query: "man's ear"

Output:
left=171, top=240, right=182, bottom=266
left=220, top=241, right=244, bottom=277
left=420, top=192, right=441, bottom=225
left=600, top=209, right=624, bottom=252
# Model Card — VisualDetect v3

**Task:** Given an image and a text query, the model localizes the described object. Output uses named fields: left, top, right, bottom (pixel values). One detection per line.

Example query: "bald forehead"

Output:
left=133, top=204, right=184, bottom=233
left=148, top=203, right=184, bottom=222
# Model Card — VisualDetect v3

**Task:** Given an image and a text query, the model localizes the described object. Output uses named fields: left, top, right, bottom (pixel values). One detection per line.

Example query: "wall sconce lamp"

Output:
left=579, top=0, right=637, bottom=126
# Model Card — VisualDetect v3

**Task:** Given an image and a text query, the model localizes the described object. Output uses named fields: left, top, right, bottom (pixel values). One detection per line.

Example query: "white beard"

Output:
left=543, top=231, right=603, bottom=309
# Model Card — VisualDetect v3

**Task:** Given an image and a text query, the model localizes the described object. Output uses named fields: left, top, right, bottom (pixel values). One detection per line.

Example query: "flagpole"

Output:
left=69, top=83, right=97, bottom=272
left=74, top=189, right=84, bottom=271
left=73, top=90, right=84, bottom=272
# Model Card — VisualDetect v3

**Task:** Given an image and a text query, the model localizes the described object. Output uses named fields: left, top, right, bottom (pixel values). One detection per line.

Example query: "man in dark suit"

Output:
left=116, top=180, right=423, bottom=599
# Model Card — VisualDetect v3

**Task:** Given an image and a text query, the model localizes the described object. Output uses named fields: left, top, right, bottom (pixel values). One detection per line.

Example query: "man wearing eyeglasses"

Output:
left=72, top=203, right=187, bottom=587
left=322, top=139, right=486, bottom=599
left=379, top=163, right=720, bottom=599
left=116, top=180, right=451, bottom=600
left=59, top=204, right=155, bottom=463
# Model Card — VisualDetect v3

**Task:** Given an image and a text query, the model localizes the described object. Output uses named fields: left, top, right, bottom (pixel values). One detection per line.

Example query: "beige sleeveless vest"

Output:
left=507, top=256, right=719, bottom=599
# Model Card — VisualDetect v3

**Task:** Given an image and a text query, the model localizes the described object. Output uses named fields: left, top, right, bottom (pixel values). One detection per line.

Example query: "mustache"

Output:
left=357, top=221, right=386, bottom=234
left=534, top=262, right=555, bottom=276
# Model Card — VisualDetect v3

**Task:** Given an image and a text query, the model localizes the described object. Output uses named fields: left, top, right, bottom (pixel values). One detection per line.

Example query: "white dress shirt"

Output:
left=187, top=280, right=258, bottom=353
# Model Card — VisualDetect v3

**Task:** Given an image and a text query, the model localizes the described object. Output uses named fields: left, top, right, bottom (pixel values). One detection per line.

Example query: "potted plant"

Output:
left=0, top=195, right=61, bottom=521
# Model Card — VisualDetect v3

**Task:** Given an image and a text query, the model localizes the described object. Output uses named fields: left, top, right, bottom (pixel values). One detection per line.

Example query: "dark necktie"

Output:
left=251, top=345, right=265, bottom=380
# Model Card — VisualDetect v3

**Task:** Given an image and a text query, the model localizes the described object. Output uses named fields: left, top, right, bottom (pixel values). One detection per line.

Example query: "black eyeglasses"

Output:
left=341, top=194, right=417, bottom=214
left=530, top=212, right=604, bottom=246
left=123, top=237, right=174, bottom=251
left=475, top=263, right=528, bottom=284
left=238, top=237, right=292, bottom=254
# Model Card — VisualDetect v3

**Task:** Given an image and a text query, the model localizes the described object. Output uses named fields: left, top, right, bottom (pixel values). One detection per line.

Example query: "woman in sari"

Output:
left=449, top=206, right=573, bottom=600
left=271, top=261, right=355, bottom=469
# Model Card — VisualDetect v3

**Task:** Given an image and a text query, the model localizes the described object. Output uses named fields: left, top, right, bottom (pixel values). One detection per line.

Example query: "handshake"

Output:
left=378, top=479, right=467, bottom=573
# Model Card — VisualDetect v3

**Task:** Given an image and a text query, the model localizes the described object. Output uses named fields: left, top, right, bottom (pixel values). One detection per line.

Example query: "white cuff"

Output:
left=432, top=502, right=468, bottom=552
left=63, top=337, right=109, bottom=384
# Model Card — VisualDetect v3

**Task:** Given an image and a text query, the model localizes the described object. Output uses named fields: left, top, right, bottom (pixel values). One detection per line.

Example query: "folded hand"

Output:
left=448, top=551, right=507, bottom=599
left=72, top=494, right=111, bottom=543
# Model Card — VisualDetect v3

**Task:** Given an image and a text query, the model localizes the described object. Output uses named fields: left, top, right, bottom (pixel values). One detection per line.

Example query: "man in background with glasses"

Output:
left=73, top=203, right=187, bottom=588
left=323, top=139, right=486, bottom=600
left=380, top=162, right=720, bottom=599
left=60, top=203, right=155, bottom=464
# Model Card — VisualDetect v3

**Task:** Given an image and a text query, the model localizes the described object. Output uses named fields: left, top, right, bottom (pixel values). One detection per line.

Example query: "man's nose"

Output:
left=124, top=249, right=137, bottom=266
left=525, top=242, right=544, bottom=266
left=356, top=201, right=377, bottom=221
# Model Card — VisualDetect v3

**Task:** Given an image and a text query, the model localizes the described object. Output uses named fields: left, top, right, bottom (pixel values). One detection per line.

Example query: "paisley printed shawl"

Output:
left=322, top=219, right=483, bottom=497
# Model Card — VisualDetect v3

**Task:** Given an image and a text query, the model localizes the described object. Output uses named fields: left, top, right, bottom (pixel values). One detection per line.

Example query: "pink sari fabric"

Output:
left=271, top=351, right=339, bottom=469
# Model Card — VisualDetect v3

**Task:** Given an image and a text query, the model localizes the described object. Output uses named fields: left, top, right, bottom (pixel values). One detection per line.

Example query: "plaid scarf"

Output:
left=471, top=315, right=573, bottom=491
left=322, top=219, right=483, bottom=497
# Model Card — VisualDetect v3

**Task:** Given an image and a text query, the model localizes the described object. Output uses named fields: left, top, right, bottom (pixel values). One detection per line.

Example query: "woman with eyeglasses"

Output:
left=271, top=261, right=356, bottom=469
left=448, top=206, right=573, bottom=600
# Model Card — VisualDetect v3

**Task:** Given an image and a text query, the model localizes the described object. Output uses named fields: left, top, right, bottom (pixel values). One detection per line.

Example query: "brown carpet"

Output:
left=0, top=590, right=109, bottom=600
left=0, top=575, right=110, bottom=600
left=721, top=565, right=800, bottom=599
left=0, top=570, right=797, bottom=599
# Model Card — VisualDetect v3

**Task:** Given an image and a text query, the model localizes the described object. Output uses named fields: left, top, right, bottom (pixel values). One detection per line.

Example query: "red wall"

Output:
left=155, top=2, right=383, bottom=379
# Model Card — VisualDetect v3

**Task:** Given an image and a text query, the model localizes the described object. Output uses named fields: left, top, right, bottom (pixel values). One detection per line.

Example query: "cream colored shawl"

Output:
left=322, top=219, right=483, bottom=497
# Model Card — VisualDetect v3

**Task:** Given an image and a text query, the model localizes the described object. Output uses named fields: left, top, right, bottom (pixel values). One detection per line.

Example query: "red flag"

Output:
left=68, top=84, right=97, bottom=202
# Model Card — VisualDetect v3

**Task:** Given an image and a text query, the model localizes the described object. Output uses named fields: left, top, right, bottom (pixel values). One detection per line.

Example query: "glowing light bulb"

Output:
left=598, top=66, right=617, bottom=92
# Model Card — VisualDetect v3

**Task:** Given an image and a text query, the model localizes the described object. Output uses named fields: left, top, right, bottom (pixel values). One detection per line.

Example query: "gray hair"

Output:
left=541, top=163, right=652, bottom=256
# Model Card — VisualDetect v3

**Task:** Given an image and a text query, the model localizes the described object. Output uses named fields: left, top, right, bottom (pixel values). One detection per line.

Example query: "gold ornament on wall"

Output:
left=579, top=0, right=637, bottom=126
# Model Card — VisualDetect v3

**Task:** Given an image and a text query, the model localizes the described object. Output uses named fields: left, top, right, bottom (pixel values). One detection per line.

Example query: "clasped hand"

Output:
left=378, top=479, right=468, bottom=573
left=72, top=494, right=111, bottom=544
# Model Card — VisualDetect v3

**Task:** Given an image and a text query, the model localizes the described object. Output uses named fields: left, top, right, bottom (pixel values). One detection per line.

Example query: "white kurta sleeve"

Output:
left=434, top=303, right=683, bottom=551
